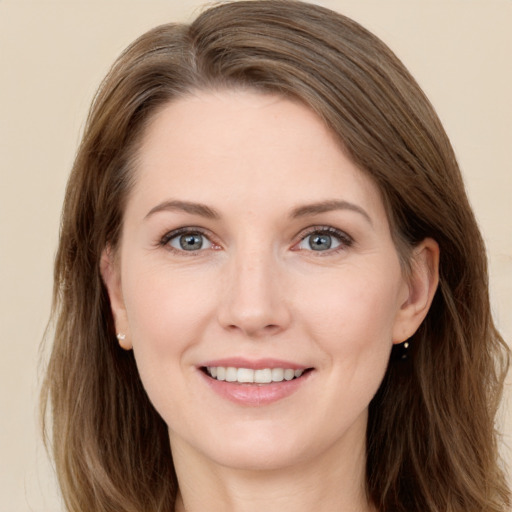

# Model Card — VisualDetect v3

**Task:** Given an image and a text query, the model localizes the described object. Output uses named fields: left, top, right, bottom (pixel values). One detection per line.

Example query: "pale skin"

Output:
left=101, top=89, right=439, bottom=512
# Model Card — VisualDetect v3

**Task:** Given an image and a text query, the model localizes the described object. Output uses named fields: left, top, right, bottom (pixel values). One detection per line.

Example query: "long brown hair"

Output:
left=41, top=1, right=510, bottom=510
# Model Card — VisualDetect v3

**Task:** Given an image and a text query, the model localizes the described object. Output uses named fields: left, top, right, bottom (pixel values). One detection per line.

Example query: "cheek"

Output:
left=297, top=264, right=403, bottom=350
left=283, top=267, right=403, bottom=445
left=120, top=265, right=218, bottom=418
left=295, top=263, right=403, bottom=402
left=122, top=263, right=217, bottom=359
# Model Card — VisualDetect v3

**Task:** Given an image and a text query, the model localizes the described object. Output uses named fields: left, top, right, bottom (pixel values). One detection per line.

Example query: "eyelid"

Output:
left=157, top=225, right=353, bottom=254
left=159, top=226, right=220, bottom=253
left=292, top=225, right=354, bottom=252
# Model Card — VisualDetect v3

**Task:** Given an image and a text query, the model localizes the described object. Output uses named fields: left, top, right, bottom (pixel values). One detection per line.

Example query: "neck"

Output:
left=171, top=419, right=374, bottom=512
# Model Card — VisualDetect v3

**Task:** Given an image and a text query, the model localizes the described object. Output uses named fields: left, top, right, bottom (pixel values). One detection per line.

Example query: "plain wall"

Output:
left=1, top=1, right=510, bottom=510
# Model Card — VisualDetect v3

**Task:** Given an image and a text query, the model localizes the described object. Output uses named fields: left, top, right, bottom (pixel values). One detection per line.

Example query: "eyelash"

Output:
left=294, top=226, right=354, bottom=254
left=158, top=227, right=217, bottom=255
left=158, top=225, right=354, bottom=255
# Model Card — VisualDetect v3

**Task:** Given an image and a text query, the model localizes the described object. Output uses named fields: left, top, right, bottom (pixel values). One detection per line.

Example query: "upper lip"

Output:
left=199, top=357, right=310, bottom=370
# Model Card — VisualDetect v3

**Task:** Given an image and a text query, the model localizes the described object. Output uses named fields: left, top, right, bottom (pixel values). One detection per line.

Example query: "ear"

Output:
left=100, top=246, right=132, bottom=350
left=392, top=238, right=440, bottom=344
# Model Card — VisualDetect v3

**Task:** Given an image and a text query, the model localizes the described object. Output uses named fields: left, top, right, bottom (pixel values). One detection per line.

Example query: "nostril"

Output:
left=225, top=323, right=281, bottom=335
left=264, top=324, right=283, bottom=333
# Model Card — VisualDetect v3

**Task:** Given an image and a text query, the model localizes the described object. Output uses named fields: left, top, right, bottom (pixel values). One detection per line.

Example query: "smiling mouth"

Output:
left=202, top=366, right=313, bottom=384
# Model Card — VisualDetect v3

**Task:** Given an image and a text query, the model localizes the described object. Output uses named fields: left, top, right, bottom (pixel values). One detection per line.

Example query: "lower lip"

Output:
left=199, top=370, right=311, bottom=406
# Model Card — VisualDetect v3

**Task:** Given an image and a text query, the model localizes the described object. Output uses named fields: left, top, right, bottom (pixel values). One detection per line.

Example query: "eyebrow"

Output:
left=144, top=198, right=372, bottom=225
left=145, top=200, right=220, bottom=220
left=290, top=200, right=373, bottom=225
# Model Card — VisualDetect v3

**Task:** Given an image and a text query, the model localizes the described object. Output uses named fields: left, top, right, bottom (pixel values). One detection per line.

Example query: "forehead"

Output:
left=129, top=89, right=387, bottom=224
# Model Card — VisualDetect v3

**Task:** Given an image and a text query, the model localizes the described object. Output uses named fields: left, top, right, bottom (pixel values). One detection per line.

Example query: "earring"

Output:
left=392, top=340, right=410, bottom=361
left=116, top=333, right=126, bottom=341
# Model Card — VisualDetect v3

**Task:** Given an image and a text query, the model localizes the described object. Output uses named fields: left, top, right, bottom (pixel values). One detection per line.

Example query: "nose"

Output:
left=217, top=246, right=292, bottom=338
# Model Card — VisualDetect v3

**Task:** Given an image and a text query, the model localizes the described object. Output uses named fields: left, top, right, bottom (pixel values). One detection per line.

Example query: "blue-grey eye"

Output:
left=298, top=232, right=343, bottom=251
left=169, top=232, right=212, bottom=251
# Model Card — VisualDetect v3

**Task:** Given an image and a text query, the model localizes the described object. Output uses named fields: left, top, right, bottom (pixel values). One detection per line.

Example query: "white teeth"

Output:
left=254, top=368, right=272, bottom=383
left=237, top=368, right=254, bottom=383
left=284, top=369, right=295, bottom=381
left=271, top=368, right=284, bottom=382
left=225, top=367, right=238, bottom=382
left=206, top=366, right=307, bottom=383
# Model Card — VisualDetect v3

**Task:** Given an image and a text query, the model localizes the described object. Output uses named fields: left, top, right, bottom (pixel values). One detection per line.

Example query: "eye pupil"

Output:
left=309, top=234, right=332, bottom=251
left=180, top=233, right=203, bottom=250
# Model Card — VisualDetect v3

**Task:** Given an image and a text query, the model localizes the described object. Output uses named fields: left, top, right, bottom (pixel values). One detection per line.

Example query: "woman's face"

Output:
left=104, top=90, right=432, bottom=472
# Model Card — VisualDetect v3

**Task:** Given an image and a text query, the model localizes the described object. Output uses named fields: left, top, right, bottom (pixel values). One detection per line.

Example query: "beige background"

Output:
left=1, top=1, right=510, bottom=510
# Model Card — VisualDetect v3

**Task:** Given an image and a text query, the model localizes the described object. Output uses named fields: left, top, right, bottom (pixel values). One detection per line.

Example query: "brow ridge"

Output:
left=145, top=198, right=371, bottom=225
left=145, top=200, right=220, bottom=220
left=290, top=200, right=372, bottom=225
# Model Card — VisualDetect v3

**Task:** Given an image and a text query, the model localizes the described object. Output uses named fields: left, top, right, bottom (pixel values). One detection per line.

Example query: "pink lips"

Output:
left=198, top=357, right=312, bottom=406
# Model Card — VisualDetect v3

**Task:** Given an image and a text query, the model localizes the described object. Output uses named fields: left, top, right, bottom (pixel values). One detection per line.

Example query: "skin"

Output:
left=102, top=89, right=439, bottom=512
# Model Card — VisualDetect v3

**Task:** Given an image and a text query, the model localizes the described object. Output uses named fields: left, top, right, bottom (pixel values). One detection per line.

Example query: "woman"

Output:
left=41, top=1, right=510, bottom=511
